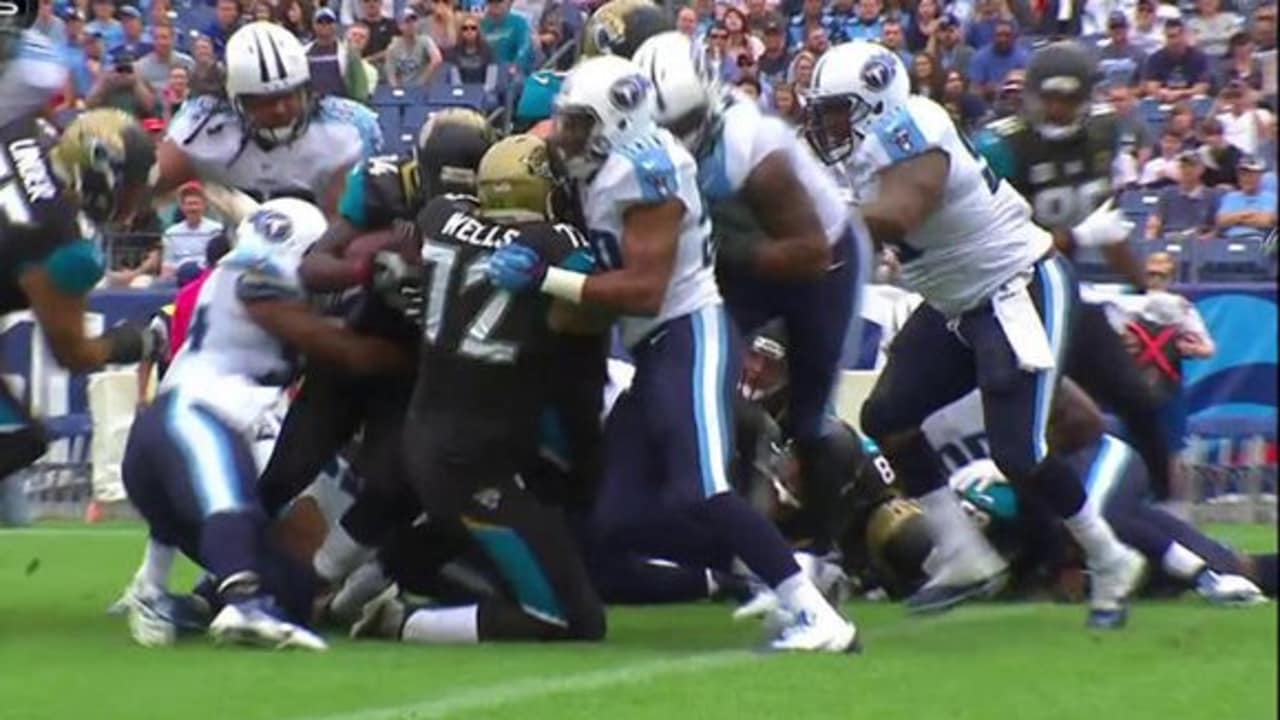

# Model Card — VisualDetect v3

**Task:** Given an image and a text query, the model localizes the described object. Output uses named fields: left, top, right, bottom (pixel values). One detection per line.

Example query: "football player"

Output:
left=120, top=199, right=411, bottom=650
left=1, top=106, right=158, bottom=482
left=487, top=56, right=858, bottom=652
left=974, top=40, right=1178, bottom=505
left=152, top=22, right=381, bottom=216
left=350, top=134, right=608, bottom=644
left=579, top=0, right=673, bottom=59
left=634, top=31, right=873, bottom=554
left=805, top=41, right=1144, bottom=628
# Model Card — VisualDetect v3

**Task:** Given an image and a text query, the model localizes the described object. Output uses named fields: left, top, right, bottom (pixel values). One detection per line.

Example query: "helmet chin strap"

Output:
left=1036, top=120, right=1081, bottom=141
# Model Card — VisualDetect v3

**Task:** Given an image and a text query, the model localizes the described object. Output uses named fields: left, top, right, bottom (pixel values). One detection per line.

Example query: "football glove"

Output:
left=1071, top=199, right=1134, bottom=248
left=369, top=251, right=425, bottom=324
left=487, top=243, right=549, bottom=293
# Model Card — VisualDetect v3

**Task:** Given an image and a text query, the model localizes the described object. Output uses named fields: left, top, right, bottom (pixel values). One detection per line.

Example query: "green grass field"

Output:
left=0, top=522, right=1275, bottom=720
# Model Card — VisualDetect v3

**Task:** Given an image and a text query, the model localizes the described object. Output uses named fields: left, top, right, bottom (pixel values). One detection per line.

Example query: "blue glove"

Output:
left=487, top=243, right=548, bottom=293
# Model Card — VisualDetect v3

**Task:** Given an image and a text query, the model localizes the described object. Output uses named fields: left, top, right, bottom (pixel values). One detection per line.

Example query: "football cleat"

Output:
left=108, top=576, right=166, bottom=616
left=768, top=609, right=861, bottom=654
left=906, top=545, right=1009, bottom=615
left=326, top=560, right=393, bottom=625
left=128, top=593, right=212, bottom=648
left=210, top=597, right=328, bottom=651
left=732, top=585, right=780, bottom=622
left=1197, top=571, right=1268, bottom=607
left=1086, top=545, right=1146, bottom=630
left=350, top=584, right=407, bottom=641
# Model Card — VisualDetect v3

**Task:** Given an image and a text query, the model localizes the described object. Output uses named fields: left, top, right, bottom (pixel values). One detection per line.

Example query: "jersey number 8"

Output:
left=1031, top=179, right=1110, bottom=228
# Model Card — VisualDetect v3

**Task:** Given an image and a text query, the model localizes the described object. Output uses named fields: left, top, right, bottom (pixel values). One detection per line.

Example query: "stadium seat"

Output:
left=401, top=103, right=432, bottom=145
left=1193, top=237, right=1275, bottom=282
left=424, top=83, right=488, bottom=113
left=1140, top=97, right=1168, bottom=126
left=376, top=109, right=403, bottom=152
left=370, top=85, right=413, bottom=111
left=1190, top=95, right=1214, bottom=120
left=1072, top=246, right=1129, bottom=283
left=1137, top=238, right=1189, bottom=280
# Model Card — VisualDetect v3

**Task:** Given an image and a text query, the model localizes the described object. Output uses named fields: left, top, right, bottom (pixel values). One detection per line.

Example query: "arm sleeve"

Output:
left=974, top=127, right=1017, bottom=181
left=234, top=261, right=304, bottom=303
left=860, top=97, right=951, bottom=173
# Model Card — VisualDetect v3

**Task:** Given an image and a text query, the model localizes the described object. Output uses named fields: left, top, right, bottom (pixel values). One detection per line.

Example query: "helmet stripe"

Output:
left=253, top=30, right=270, bottom=83
left=266, top=30, right=288, bottom=81
left=649, top=63, right=666, bottom=114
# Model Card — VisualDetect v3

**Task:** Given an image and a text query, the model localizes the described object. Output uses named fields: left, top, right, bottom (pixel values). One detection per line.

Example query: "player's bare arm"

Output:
left=244, top=298, right=412, bottom=374
left=19, top=268, right=116, bottom=371
left=860, top=150, right=949, bottom=247
left=740, top=151, right=832, bottom=279
left=577, top=199, right=683, bottom=316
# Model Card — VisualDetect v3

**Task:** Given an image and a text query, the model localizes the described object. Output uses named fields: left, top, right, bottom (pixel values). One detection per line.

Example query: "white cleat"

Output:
left=350, top=584, right=405, bottom=640
left=209, top=599, right=328, bottom=651
left=1087, top=545, right=1146, bottom=629
left=127, top=592, right=178, bottom=648
left=769, top=609, right=861, bottom=654
left=327, top=560, right=393, bottom=625
left=1197, top=572, right=1268, bottom=607
left=732, top=587, right=780, bottom=622
left=108, top=577, right=165, bottom=616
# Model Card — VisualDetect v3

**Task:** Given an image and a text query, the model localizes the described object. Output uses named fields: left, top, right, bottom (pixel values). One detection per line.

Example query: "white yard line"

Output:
left=0, top=527, right=142, bottom=537
left=309, top=604, right=1038, bottom=720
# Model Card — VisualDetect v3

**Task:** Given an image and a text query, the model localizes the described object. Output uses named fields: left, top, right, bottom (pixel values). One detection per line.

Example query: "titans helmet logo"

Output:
left=861, top=54, right=897, bottom=92
left=609, top=75, right=650, bottom=112
left=249, top=209, right=293, bottom=243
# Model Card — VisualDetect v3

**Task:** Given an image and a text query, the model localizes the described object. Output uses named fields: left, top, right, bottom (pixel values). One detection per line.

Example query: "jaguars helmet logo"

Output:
left=580, top=0, right=671, bottom=59
left=50, top=109, right=156, bottom=224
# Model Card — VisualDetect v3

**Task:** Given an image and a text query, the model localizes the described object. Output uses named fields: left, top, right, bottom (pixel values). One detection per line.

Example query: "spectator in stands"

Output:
left=736, top=75, right=763, bottom=102
left=1187, top=0, right=1242, bottom=59
left=1218, top=32, right=1263, bottom=92
left=1251, top=3, right=1277, bottom=52
left=189, top=34, right=223, bottom=92
left=1141, top=131, right=1185, bottom=187
left=966, top=0, right=1009, bottom=50
left=787, top=49, right=816, bottom=94
left=910, top=51, right=946, bottom=99
left=114, top=6, right=153, bottom=62
left=1143, top=18, right=1211, bottom=102
left=83, top=30, right=108, bottom=84
left=86, top=49, right=158, bottom=118
left=723, top=7, right=763, bottom=65
left=990, top=69, right=1024, bottom=118
left=742, top=0, right=774, bottom=35
left=1215, top=82, right=1275, bottom=155
left=204, top=0, right=243, bottom=59
left=1165, top=100, right=1198, bottom=148
left=61, top=11, right=96, bottom=99
left=387, top=9, right=444, bottom=89
left=250, top=0, right=272, bottom=22
left=844, top=0, right=885, bottom=42
left=161, top=66, right=191, bottom=119
left=771, top=81, right=803, bottom=124
left=1097, top=11, right=1147, bottom=88
left=789, top=0, right=829, bottom=51
left=1146, top=151, right=1219, bottom=240
left=802, top=25, right=829, bottom=59
left=906, top=0, right=942, bottom=52
left=929, top=13, right=975, bottom=76
left=824, top=0, right=854, bottom=42
left=943, top=68, right=988, bottom=132
left=277, top=0, right=314, bottom=42
left=138, top=23, right=194, bottom=95
left=677, top=6, right=701, bottom=37
left=340, top=0, right=394, bottom=25
left=150, top=0, right=177, bottom=38
left=1215, top=155, right=1278, bottom=240
left=880, top=18, right=913, bottom=67
left=1196, top=117, right=1242, bottom=187
left=1127, top=0, right=1164, bottom=54
left=345, top=24, right=381, bottom=95
left=757, top=17, right=792, bottom=83
left=87, top=0, right=125, bottom=52
left=423, top=0, right=459, bottom=52
left=307, top=8, right=363, bottom=100
left=481, top=0, right=534, bottom=73
left=704, top=21, right=729, bottom=81
left=448, top=17, right=499, bottom=99
left=1111, top=84, right=1155, bottom=165
left=33, top=0, right=67, bottom=44
left=361, top=0, right=400, bottom=66
left=106, top=206, right=166, bottom=287
left=160, top=181, right=226, bottom=282
left=967, top=19, right=1028, bottom=102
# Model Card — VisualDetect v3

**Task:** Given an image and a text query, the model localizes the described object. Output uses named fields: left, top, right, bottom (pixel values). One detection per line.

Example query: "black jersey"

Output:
left=409, top=194, right=590, bottom=421
left=0, top=114, right=81, bottom=313
left=338, top=153, right=422, bottom=231
left=977, top=108, right=1123, bottom=229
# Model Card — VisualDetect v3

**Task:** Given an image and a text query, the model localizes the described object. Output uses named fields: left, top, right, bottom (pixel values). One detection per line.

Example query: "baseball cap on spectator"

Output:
left=763, top=16, right=784, bottom=34
left=61, top=7, right=85, bottom=21
left=1238, top=154, right=1265, bottom=171
left=177, top=180, right=205, bottom=198
left=1107, top=11, right=1128, bottom=27
left=142, top=117, right=166, bottom=134
left=119, top=5, right=141, bottom=19
left=401, top=8, right=418, bottom=21
left=1164, top=17, right=1184, bottom=30
left=939, top=13, right=960, bottom=28
left=315, top=7, right=337, bottom=22
left=1177, top=149, right=1201, bottom=164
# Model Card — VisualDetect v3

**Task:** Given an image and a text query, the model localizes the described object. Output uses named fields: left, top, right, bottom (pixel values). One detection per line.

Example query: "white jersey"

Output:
left=165, top=95, right=381, bottom=203
left=0, top=31, right=67, bottom=129
left=698, top=94, right=849, bottom=245
left=581, top=129, right=720, bottom=347
left=850, top=96, right=1052, bottom=317
left=159, top=247, right=307, bottom=433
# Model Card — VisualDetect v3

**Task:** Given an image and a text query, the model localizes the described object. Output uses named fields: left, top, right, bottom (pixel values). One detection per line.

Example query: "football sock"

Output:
left=313, top=521, right=374, bottom=584
left=1162, top=542, right=1208, bottom=581
left=702, top=493, right=799, bottom=589
left=775, top=570, right=843, bottom=623
left=139, top=539, right=176, bottom=590
left=201, top=511, right=261, bottom=584
left=1063, top=505, right=1126, bottom=565
left=402, top=604, right=479, bottom=644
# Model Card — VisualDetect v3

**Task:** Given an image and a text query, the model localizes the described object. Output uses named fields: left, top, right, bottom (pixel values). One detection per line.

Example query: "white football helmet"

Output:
left=552, top=55, right=659, bottom=179
left=631, top=31, right=720, bottom=152
left=229, top=197, right=328, bottom=274
left=224, top=22, right=312, bottom=147
left=804, top=41, right=910, bottom=166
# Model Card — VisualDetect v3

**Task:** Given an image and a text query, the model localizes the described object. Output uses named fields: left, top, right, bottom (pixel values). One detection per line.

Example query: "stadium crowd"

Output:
left=0, top=0, right=1275, bottom=652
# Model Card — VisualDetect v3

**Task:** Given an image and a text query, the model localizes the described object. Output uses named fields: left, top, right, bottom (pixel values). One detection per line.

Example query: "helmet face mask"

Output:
left=550, top=106, right=604, bottom=179
left=1023, top=40, right=1096, bottom=141
left=235, top=88, right=311, bottom=147
left=224, top=22, right=313, bottom=149
left=804, top=94, right=875, bottom=165
left=552, top=57, right=659, bottom=180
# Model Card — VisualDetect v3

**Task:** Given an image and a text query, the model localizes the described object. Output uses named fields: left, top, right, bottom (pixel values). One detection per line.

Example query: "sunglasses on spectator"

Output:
left=710, top=31, right=727, bottom=39
left=462, top=24, right=478, bottom=30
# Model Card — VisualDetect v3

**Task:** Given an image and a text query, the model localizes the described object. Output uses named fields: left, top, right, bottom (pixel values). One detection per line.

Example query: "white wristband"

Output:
left=540, top=266, right=587, bottom=304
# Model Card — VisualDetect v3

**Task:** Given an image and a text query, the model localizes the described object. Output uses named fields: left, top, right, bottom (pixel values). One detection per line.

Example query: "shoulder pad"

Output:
left=235, top=262, right=302, bottom=304
left=616, top=136, right=680, bottom=203
left=318, top=97, right=383, bottom=158
left=167, top=95, right=233, bottom=145
left=1089, top=102, right=1117, bottom=118
left=986, top=115, right=1026, bottom=138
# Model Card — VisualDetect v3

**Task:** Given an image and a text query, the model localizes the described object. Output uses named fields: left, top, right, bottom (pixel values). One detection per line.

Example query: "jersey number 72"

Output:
left=419, top=240, right=519, bottom=364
